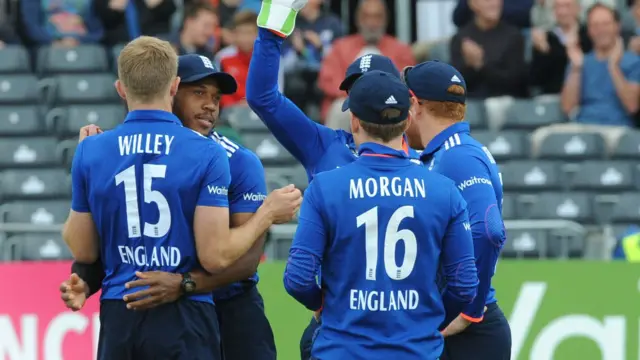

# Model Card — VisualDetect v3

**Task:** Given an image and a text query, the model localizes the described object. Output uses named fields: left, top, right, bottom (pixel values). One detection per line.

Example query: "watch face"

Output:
left=184, top=281, right=196, bottom=293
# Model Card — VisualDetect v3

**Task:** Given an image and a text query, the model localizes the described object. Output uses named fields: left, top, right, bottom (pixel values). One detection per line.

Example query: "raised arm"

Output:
left=246, top=27, right=338, bottom=170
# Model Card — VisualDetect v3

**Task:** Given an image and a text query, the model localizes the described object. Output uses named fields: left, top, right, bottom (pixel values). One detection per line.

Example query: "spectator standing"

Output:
left=94, top=0, right=176, bottom=45
left=561, top=4, right=640, bottom=126
left=531, top=0, right=618, bottom=29
left=218, top=10, right=258, bottom=108
left=169, top=2, right=217, bottom=59
left=453, top=0, right=534, bottom=28
left=20, top=0, right=103, bottom=46
left=450, top=0, right=526, bottom=99
left=530, top=0, right=592, bottom=94
left=0, top=0, right=19, bottom=46
left=318, top=0, right=414, bottom=129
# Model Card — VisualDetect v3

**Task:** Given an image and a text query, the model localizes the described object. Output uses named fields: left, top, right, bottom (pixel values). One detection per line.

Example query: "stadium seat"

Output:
left=47, top=104, right=125, bottom=136
left=500, top=161, right=562, bottom=191
left=547, top=233, right=585, bottom=258
left=0, top=46, right=31, bottom=73
left=0, top=75, right=41, bottom=105
left=111, top=44, right=126, bottom=73
left=0, top=106, right=42, bottom=135
left=502, top=193, right=517, bottom=219
left=48, top=74, right=119, bottom=106
left=37, top=45, right=109, bottom=75
left=243, top=134, right=296, bottom=165
left=222, top=106, right=269, bottom=132
left=611, top=130, right=640, bottom=159
left=8, top=233, right=73, bottom=261
left=503, top=98, right=564, bottom=129
left=568, top=161, right=635, bottom=191
left=265, top=165, right=308, bottom=192
left=537, top=132, right=606, bottom=160
left=465, top=100, right=487, bottom=129
left=608, top=193, right=640, bottom=223
left=501, top=229, right=547, bottom=258
left=472, top=131, right=528, bottom=160
left=0, top=137, right=60, bottom=168
left=0, top=200, right=70, bottom=224
left=516, top=192, right=593, bottom=222
left=58, top=140, right=78, bottom=168
left=0, top=168, right=69, bottom=199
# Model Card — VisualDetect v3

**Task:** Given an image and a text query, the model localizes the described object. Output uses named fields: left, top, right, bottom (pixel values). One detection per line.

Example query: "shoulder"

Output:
left=439, top=138, right=493, bottom=168
left=212, top=132, right=263, bottom=168
left=381, top=35, right=411, bottom=49
left=621, top=52, right=640, bottom=68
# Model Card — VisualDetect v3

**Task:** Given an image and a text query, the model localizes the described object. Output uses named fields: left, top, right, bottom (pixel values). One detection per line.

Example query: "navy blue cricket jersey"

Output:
left=210, top=131, right=267, bottom=300
left=421, top=122, right=506, bottom=324
left=246, top=28, right=421, bottom=180
left=70, top=110, right=231, bottom=304
left=285, top=143, right=479, bottom=359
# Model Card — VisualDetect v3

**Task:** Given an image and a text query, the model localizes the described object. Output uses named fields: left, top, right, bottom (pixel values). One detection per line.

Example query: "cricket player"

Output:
left=284, top=70, right=479, bottom=359
left=61, top=54, right=278, bottom=360
left=402, top=61, right=511, bottom=359
left=247, top=4, right=419, bottom=356
left=62, top=38, right=300, bottom=360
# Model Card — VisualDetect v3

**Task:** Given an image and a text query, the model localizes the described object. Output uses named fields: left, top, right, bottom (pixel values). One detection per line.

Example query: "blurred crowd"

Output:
left=0, top=0, right=639, bottom=130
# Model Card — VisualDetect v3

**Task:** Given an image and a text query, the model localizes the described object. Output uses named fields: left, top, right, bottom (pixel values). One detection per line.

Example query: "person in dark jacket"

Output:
left=20, top=0, right=103, bottom=46
left=453, top=0, right=534, bottom=28
left=94, top=0, right=176, bottom=45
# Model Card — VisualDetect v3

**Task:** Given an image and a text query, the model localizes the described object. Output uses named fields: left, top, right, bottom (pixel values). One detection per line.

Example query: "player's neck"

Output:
left=365, top=137, right=404, bottom=152
left=418, top=117, right=454, bottom=148
left=127, top=101, right=173, bottom=113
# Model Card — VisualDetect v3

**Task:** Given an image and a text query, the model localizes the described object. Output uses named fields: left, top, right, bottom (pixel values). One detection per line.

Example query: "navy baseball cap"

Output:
left=402, top=61, right=466, bottom=104
left=339, top=54, right=401, bottom=92
left=346, top=70, right=410, bottom=125
left=177, top=54, right=237, bottom=94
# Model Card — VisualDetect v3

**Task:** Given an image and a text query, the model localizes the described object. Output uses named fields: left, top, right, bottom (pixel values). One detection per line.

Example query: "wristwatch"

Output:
left=181, top=273, right=196, bottom=295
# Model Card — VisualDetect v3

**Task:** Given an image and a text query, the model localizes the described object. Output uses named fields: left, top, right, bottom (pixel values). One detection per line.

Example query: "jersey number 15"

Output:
left=115, top=164, right=171, bottom=238
left=356, top=206, right=417, bottom=281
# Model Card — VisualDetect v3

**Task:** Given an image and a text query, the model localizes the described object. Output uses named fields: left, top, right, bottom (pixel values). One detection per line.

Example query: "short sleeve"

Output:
left=228, top=151, right=267, bottom=214
left=197, top=143, right=231, bottom=207
left=625, top=56, right=640, bottom=84
left=71, top=141, right=90, bottom=212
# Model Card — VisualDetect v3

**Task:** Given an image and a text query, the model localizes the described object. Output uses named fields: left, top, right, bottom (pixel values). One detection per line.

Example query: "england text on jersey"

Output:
left=118, top=245, right=181, bottom=267
left=118, top=134, right=175, bottom=156
left=349, top=289, right=419, bottom=312
left=349, top=176, right=426, bottom=199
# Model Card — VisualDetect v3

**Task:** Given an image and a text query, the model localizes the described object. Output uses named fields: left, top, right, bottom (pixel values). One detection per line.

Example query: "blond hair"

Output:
left=421, top=85, right=466, bottom=122
left=117, top=36, right=178, bottom=103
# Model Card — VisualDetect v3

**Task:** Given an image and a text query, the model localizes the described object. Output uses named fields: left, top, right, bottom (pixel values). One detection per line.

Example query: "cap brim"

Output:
left=180, top=72, right=238, bottom=94
left=339, top=73, right=363, bottom=91
left=341, top=97, right=350, bottom=112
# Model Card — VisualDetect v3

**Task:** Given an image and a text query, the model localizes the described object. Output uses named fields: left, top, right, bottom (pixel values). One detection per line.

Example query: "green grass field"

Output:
left=257, top=262, right=310, bottom=360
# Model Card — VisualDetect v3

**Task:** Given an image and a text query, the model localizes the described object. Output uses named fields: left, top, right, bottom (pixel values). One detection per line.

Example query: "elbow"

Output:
left=246, top=86, right=278, bottom=113
left=71, top=249, right=98, bottom=264
left=447, top=260, right=479, bottom=304
left=201, top=257, right=233, bottom=275
left=625, top=100, right=639, bottom=115
left=560, top=95, right=575, bottom=115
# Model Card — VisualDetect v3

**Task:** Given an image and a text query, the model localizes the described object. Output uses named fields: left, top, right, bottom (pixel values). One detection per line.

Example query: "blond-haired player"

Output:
left=62, top=37, right=301, bottom=360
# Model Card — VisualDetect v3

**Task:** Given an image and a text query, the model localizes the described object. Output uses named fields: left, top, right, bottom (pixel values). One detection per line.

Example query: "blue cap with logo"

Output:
left=345, top=70, right=410, bottom=125
left=403, top=61, right=466, bottom=104
left=177, top=54, right=238, bottom=94
left=339, top=54, right=401, bottom=92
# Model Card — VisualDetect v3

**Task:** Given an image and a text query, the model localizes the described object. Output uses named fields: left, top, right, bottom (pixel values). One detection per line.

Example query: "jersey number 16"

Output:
left=115, top=164, right=171, bottom=239
left=356, top=206, right=417, bottom=281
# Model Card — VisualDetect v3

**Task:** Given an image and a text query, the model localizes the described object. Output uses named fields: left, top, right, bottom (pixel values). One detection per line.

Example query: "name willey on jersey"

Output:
left=348, top=174, right=426, bottom=312
left=115, top=132, right=228, bottom=267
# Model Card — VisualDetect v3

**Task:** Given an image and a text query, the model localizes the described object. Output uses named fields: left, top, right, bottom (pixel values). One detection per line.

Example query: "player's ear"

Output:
left=114, top=80, right=127, bottom=101
left=169, top=76, right=181, bottom=97
left=409, top=97, right=421, bottom=118
left=350, top=113, right=359, bottom=134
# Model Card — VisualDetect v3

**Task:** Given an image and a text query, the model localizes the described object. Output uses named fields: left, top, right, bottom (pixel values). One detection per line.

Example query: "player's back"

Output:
left=311, top=147, right=461, bottom=359
left=79, top=110, right=227, bottom=303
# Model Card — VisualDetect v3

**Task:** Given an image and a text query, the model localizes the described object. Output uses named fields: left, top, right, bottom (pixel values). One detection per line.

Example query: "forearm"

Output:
left=609, top=65, right=639, bottom=114
left=284, top=249, right=323, bottom=311
left=71, top=260, right=104, bottom=297
left=193, top=235, right=265, bottom=292
left=561, top=69, right=581, bottom=114
left=214, top=207, right=272, bottom=271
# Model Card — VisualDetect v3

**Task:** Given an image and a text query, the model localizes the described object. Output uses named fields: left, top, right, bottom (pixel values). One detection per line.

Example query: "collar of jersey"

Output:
left=124, top=110, right=182, bottom=125
left=358, top=142, right=410, bottom=159
left=422, top=122, right=470, bottom=156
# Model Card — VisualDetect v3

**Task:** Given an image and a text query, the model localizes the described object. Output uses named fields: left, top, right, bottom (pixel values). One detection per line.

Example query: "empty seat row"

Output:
left=500, top=160, right=640, bottom=191
left=503, top=192, right=640, bottom=223
left=466, top=98, right=566, bottom=131
left=501, top=228, right=585, bottom=259
left=0, top=45, right=124, bottom=76
left=1, top=233, right=72, bottom=261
